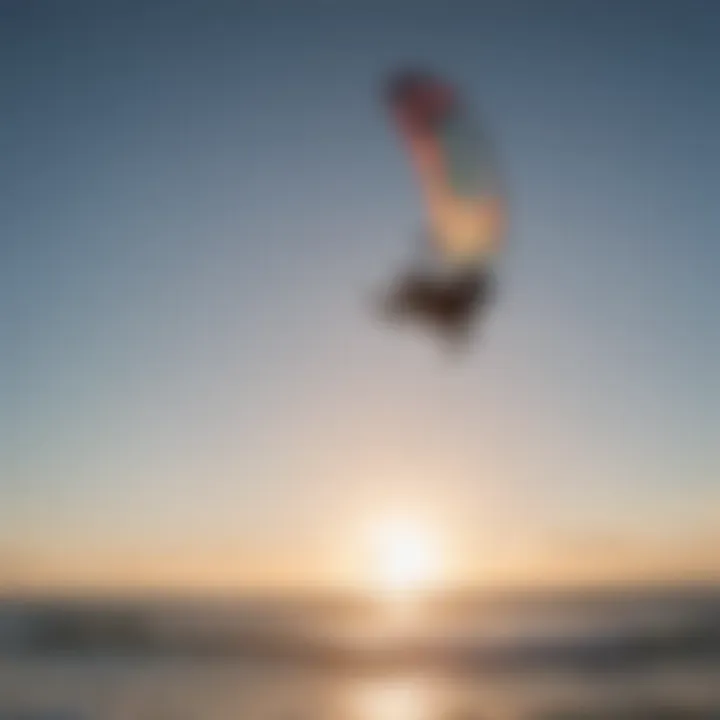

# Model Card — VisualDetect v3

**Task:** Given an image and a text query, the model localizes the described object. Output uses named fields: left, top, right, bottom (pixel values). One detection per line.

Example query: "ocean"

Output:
left=0, top=587, right=718, bottom=719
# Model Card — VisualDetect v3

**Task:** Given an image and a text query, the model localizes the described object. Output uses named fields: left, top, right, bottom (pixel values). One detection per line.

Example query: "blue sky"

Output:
left=2, top=0, right=719, bottom=590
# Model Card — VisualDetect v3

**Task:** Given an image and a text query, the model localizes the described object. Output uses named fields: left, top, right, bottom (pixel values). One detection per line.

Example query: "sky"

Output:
left=2, top=0, right=719, bottom=592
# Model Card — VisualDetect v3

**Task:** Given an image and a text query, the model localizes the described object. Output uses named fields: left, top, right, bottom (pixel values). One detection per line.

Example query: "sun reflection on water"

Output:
left=350, top=676, right=434, bottom=720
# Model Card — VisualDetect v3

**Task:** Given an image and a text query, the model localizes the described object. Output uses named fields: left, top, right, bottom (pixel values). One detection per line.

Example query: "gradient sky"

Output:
left=2, top=0, right=719, bottom=591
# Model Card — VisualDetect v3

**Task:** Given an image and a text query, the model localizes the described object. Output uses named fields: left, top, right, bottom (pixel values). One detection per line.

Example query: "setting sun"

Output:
left=367, top=516, right=442, bottom=597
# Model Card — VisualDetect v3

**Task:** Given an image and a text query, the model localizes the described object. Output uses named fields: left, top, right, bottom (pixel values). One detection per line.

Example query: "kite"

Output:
left=376, top=69, right=507, bottom=348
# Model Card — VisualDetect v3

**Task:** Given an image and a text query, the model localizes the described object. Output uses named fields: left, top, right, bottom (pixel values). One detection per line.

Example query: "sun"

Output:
left=367, top=516, right=442, bottom=598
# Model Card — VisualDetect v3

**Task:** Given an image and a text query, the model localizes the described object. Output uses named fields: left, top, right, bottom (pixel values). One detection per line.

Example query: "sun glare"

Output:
left=368, top=516, right=442, bottom=598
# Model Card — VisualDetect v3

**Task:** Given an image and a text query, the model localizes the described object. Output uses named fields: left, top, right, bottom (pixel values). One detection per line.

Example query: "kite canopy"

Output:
left=384, top=69, right=506, bottom=265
